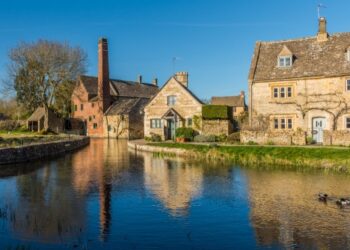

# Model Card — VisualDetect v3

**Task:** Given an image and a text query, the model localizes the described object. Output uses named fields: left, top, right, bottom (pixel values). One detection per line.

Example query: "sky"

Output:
left=0, top=0, right=349, bottom=100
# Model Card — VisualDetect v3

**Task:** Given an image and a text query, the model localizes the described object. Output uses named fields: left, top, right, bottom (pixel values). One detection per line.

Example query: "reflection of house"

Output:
left=144, top=72, right=203, bottom=140
left=27, top=106, right=64, bottom=133
left=248, top=18, right=350, bottom=144
left=211, top=91, right=247, bottom=118
left=142, top=153, right=203, bottom=216
left=71, top=38, right=158, bottom=138
left=246, top=170, right=350, bottom=249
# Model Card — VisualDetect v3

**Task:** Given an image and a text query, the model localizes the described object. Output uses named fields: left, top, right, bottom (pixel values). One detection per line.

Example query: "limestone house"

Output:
left=247, top=17, right=350, bottom=145
left=211, top=91, right=247, bottom=118
left=71, top=38, right=158, bottom=138
left=144, top=72, right=203, bottom=140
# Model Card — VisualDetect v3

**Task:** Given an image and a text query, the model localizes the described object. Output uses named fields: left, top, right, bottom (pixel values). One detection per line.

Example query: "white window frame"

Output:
left=273, top=87, right=279, bottom=98
left=287, top=118, right=293, bottom=129
left=274, top=118, right=279, bottom=129
left=280, top=87, right=285, bottom=98
left=151, top=119, right=162, bottom=128
left=280, top=118, right=286, bottom=129
left=167, top=95, right=176, bottom=106
left=278, top=56, right=292, bottom=68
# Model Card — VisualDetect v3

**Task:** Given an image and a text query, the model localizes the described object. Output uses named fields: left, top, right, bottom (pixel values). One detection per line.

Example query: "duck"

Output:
left=318, top=193, right=328, bottom=202
left=336, top=198, right=350, bottom=206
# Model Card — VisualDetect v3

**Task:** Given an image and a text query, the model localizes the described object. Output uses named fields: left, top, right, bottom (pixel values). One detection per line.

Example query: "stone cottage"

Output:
left=247, top=17, right=350, bottom=145
left=71, top=38, right=158, bottom=138
left=211, top=91, right=247, bottom=118
left=144, top=72, right=203, bottom=140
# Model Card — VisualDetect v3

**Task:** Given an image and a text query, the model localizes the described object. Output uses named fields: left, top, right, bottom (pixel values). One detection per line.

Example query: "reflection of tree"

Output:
left=12, top=156, right=86, bottom=243
left=142, top=153, right=203, bottom=216
left=246, top=170, right=350, bottom=249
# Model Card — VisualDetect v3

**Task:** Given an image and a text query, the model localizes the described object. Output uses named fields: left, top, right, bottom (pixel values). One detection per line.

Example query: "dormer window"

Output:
left=277, top=45, right=293, bottom=68
left=278, top=56, right=292, bottom=67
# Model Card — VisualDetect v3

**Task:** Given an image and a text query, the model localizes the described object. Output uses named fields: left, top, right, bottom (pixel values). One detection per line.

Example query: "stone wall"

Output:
left=240, top=130, right=306, bottom=145
left=323, top=130, right=350, bottom=146
left=202, top=119, right=233, bottom=136
left=0, top=136, right=90, bottom=165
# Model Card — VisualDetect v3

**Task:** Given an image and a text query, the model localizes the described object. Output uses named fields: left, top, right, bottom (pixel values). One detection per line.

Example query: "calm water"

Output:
left=1, top=140, right=350, bottom=249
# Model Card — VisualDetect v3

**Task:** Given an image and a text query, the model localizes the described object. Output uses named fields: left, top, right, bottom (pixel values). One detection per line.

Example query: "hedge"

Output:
left=175, top=127, right=194, bottom=140
left=202, top=105, right=230, bottom=120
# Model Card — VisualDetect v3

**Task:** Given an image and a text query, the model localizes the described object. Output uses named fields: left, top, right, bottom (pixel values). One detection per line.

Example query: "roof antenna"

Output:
left=317, top=3, right=326, bottom=19
left=172, top=57, right=180, bottom=74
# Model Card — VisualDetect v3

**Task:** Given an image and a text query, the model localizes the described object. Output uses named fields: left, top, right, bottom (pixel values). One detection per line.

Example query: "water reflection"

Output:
left=1, top=139, right=350, bottom=249
left=142, top=152, right=203, bottom=216
left=246, top=170, right=350, bottom=249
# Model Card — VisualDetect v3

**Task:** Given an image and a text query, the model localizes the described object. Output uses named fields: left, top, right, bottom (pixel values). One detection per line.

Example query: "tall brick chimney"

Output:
left=175, top=72, right=189, bottom=88
left=317, top=17, right=328, bottom=42
left=98, top=38, right=110, bottom=113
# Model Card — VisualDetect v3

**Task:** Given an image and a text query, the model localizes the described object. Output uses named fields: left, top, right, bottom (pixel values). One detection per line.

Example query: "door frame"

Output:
left=312, top=117, right=326, bottom=144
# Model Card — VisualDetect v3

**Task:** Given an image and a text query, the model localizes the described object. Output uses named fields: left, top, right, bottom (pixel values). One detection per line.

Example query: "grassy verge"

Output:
left=148, top=143, right=350, bottom=173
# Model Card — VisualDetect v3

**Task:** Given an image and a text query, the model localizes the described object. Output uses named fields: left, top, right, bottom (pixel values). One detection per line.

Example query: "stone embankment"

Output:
left=0, top=136, right=90, bottom=165
left=128, top=140, right=188, bottom=156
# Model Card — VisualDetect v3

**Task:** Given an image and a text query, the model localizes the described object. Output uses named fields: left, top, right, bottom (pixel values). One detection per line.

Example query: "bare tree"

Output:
left=6, top=40, right=87, bottom=117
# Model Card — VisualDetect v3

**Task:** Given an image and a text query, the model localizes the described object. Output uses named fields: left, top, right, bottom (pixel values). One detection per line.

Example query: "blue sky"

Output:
left=0, top=0, right=349, bottom=99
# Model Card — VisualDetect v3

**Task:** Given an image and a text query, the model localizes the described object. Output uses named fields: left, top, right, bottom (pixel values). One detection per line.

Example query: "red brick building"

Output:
left=71, top=38, right=158, bottom=138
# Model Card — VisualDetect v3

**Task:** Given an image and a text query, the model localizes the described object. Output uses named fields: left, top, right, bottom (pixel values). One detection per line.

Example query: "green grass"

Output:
left=148, top=143, right=350, bottom=173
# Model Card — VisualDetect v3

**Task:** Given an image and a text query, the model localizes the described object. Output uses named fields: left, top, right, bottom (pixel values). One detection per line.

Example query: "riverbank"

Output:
left=0, top=135, right=90, bottom=165
left=128, top=140, right=350, bottom=173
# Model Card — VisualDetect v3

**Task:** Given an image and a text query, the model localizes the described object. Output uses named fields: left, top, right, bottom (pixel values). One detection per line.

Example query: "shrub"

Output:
left=227, top=132, right=240, bottom=143
left=215, top=134, right=227, bottom=142
left=247, top=140, right=258, bottom=145
left=202, top=105, right=230, bottom=120
left=194, top=134, right=216, bottom=142
left=0, top=120, right=22, bottom=131
left=145, top=133, right=162, bottom=142
left=267, top=140, right=275, bottom=145
left=307, top=136, right=316, bottom=145
left=175, top=127, right=194, bottom=141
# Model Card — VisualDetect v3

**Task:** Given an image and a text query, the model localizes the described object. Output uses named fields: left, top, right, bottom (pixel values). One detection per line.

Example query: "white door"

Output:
left=312, top=117, right=326, bottom=143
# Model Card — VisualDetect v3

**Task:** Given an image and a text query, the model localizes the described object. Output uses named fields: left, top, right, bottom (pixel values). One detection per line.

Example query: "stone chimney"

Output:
left=175, top=72, right=189, bottom=88
left=152, top=78, right=158, bottom=86
left=137, top=75, right=142, bottom=84
left=317, top=17, right=329, bottom=42
left=98, top=38, right=110, bottom=113
left=240, top=91, right=245, bottom=98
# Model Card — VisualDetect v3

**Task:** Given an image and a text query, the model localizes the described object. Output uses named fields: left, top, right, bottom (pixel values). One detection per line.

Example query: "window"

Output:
left=187, top=118, right=193, bottom=127
left=287, top=87, right=292, bottom=97
left=273, top=88, right=278, bottom=98
left=74, top=105, right=77, bottom=111
left=88, top=116, right=92, bottom=122
left=287, top=118, right=293, bottom=129
left=167, top=95, right=176, bottom=106
left=93, top=123, right=97, bottom=129
left=151, top=119, right=162, bottom=128
left=280, top=87, right=285, bottom=98
left=346, top=117, right=350, bottom=129
left=278, top=56, right=292, bottom=67
left=80, top=104, right=84, bottom=111
left=91, top=103, right=95, bottom=108
left=346, top=79, right=350, bottom=91
left=274, top=119, right=279, bottom=129
left=280, top=118, right=286, bottom=129
left=108, top=125, right=112, bottom=131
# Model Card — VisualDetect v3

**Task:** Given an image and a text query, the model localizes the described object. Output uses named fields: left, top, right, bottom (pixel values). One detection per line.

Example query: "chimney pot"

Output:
left=317, top=17, right=328, bottom=42
left=137, top=75, right=142, bottom=84
left=175, top=72, right=189, bottom=88
left=152, top=78, right=158, bottom=86
left=240, top=91, right=245, bottom=98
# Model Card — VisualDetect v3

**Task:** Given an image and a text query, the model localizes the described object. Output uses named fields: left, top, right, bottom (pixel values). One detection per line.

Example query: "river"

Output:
left=0, top=139, right=350, bottom=249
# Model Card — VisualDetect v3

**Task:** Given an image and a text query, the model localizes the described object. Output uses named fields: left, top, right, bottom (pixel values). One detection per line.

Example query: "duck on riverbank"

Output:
left=318, top=193, right=328, bottom=202
left=336, top=198, right=350, bottom=207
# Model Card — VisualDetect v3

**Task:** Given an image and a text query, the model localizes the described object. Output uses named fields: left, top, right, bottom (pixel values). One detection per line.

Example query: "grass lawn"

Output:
left=148, top=142, right=350, bottom=172
left=0, top=130, right=74, bottom=148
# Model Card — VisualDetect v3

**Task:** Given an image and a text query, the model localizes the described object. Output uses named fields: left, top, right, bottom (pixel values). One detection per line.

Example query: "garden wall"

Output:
left=0, top=136, right=90, bottom=165
left=202, top=120, right=233, bottom=136
left=240, top=130, right=306, bottom=145
left=323, top=130, right=350, bottom=146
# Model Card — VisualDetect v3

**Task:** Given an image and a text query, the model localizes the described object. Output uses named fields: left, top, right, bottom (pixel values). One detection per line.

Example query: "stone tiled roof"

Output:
left=79, top=75, right=159, bottom=100
left=105, top=97, right=149, bottom=116
left=27, top=107, right=45, bottom=121
left=249, top=32, right=350, bottom=82
left=211, top=95, right=245, bottom=107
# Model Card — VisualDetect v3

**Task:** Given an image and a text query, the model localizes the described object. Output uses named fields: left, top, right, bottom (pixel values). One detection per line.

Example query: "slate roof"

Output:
left=249, top=32, right=350, bottom=82
left=211, top=95, right=245, bottom=107
left=79, top=75, right=159, bottom=100
left=105, top=97, right=150, bottom=116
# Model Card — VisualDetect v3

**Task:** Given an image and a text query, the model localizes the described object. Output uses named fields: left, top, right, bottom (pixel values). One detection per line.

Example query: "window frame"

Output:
left=273, top=87, right=279, bottom=98
left=346, top=79, right=350, bottom=91
left=274, top=118, right=279, bottom=129
left=187, top=118, right=193, bottom=127
left=278, top=56, right=292, bottom=68
left=280, top=118, right=286, bottom=129
left=93, top=123, right=97, bottom=129
left=287, top=118, right=293, bottom=129
left=280, top=87, right=285, bottom=98
left=346, top=117, right=350, bottom=129
left=151, top=119, right=162, bottom=128
left=80, top=104, right=84, bottom=111
left=167, top=95, right=177, bottom=106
